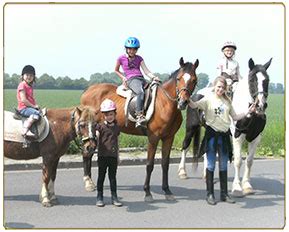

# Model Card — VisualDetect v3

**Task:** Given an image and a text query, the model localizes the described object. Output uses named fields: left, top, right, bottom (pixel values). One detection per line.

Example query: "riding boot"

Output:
left=22, top=116, right=36, bottom=138
left=135, top=111, right=147, bottom=128
left=111, top=192, right=122, bottom=207
left=206, top=169, right=216, bottom=205
left=220, top=171, right=235, bottom=204
left=96, top=191, right=105, bottom=207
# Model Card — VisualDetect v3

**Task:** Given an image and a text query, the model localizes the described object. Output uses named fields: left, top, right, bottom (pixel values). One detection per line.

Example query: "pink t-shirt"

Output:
left=17, top=81, right=36, bottom=110
left=117, top=54, right=143, bottom=80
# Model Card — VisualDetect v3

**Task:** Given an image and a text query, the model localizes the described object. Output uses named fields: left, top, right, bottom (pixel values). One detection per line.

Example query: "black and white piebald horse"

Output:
left=178, top=58, right=272, bottom=197
left=231, top=58, right=272, bottom=196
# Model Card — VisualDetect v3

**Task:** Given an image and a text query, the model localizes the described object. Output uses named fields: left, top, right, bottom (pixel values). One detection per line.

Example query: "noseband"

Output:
left=70, top=109, right=97, bottom=149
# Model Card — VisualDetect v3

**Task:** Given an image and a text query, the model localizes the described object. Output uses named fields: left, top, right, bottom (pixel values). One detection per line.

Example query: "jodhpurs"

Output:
left=206, top=136, right=229, bottom=172
left=97, top=156, right=118, bottom=193
left=127, top=77, right=146, bottom=112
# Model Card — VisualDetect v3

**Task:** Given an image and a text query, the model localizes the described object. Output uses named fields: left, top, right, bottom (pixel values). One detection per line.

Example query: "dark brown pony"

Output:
left=81, top=57, right=199, bottom=201
left=4, top=106, right=98, bottom=207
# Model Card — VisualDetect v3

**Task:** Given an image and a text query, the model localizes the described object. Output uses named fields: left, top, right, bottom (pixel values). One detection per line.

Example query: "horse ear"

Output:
left=194, top=59, right=199, bottom=68
left=75, top=106, right=83, bottom=115
left=248, top=58, right=255, bottom=70
left=179, top=57, right=185, bottom=67
left=264, top=58, right=273, bottom=70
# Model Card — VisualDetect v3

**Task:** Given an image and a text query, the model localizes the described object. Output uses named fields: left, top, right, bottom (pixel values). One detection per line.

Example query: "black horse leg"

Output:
left=83, top=155, right=93, bottom=178
left=82, top=154, right=96, bottom=192
left=143, top=138, right=158, bottom=202
left=161, top=136, right=174, bottom=198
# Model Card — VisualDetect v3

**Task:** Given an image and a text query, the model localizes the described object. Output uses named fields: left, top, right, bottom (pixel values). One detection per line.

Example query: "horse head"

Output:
left=248, top=58, right=272, bottom=115
left=176, top=57, right=199, bottom=110
left=72, top=106, right=99, bottom=157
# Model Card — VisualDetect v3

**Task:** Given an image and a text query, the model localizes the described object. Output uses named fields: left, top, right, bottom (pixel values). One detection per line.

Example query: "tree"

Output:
left=37, top=74, right=56, bottom=89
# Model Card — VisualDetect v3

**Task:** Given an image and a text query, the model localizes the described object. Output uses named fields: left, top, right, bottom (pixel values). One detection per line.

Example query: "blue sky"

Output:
left=4, top=2, right=285, bottom=84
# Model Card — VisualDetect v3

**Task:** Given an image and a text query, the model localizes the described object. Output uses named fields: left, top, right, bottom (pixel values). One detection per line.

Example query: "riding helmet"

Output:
left=22, top=65, right=36, bottom=76
left=100, top=99, right=117, bottom=112
left=221, top=41, right=237, bottom=51
left=124, top=37, right=140, bottom=48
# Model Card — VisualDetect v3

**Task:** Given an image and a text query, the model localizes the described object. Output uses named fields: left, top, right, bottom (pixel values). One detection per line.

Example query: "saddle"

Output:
left=4, top=109, right=50, bottom=143
left=116, top=81, right=159, bottom=126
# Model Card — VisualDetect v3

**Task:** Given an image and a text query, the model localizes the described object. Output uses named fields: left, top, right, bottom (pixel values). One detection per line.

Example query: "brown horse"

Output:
left=4, top=106, right=99, bottom=207
left=81, top=57, right=199, bottom=201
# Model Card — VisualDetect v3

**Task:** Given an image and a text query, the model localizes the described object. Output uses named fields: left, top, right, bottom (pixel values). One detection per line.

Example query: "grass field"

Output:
left=4, top=89, right=285, bottom=156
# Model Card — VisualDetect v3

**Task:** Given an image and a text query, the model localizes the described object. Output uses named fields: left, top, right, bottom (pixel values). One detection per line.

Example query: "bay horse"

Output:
left=81, top=57, right=199, bottom=202
left=4, top=106, right=99, bottom=207
left=177, top=58, right=272, bottom=194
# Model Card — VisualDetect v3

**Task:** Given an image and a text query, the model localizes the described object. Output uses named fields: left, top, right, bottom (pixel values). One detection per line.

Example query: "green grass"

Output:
left=4, top=89, right=285, bottom=156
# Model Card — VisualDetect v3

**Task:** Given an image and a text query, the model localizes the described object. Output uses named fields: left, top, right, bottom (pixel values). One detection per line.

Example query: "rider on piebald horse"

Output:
left=114, top=37, right=160, bottom=128
left=217, top=41, right=242, bottom=97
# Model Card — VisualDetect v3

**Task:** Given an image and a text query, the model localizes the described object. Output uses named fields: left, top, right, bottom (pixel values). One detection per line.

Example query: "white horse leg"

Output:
left=83, top=176, right=96, bottom=192
left=232, top=134, right=246, bottom=197
left=47, top=180, right=58, bottom=204
left=242, top=135, right=261, bottom=195
left=178, top=147, right=189, bottom=179
left=40, top=183, right=52, bottom=207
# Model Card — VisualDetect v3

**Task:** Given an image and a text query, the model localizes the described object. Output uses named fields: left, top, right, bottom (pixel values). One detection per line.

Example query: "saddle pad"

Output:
left=4, top=111, right=50, bottom=143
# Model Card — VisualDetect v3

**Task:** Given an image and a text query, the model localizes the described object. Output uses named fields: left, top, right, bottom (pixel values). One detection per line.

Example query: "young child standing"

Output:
left=188, top=76, right=255, bottom=206
left=115, top=36, right=159, bottom=128
left=17, top=65, right=41, bottom=138
left=95, top=99, right=122, bottom=207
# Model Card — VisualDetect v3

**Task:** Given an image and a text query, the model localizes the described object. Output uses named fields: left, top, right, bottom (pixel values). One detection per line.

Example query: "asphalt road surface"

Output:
left=3, top=159, right=285, bottom=229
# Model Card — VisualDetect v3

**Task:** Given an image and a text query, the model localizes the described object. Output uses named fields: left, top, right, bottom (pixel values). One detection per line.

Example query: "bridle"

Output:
left=70, top=109, right=97, bottom=151
left=248, top=70, right=269, bottom=104
left=159, top=70, right=197, bottom=103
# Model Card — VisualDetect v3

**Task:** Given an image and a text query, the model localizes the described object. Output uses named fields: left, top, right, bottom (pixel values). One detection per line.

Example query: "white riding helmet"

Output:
left=100, top=99, right=117, bottom=112
left=222, top=41, right=237, bottom=51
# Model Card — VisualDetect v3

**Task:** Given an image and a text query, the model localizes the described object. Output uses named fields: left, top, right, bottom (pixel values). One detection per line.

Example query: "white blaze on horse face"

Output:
left=183, top=73, right=191, bottom=84
left=256, top=72, right=266, bottom=107
left=88, top=121, right=93, bottom=139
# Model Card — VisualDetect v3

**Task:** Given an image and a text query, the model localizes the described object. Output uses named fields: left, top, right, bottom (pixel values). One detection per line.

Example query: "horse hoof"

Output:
left=178, top=173, right=188, bottom=179
left=42, top=200, right=53, bottom=207
left=85, top=185, right=96, bottom=192
left=165, top=194, right=175, bottom=201
left=243, top=188, right=255, bottom=195
left=144, top=195, right=154, bottom=202
left=231, top=189, right=244, bottom=198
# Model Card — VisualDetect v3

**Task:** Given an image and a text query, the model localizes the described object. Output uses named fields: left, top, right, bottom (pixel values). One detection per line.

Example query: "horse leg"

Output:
left=231, top=134, right=246, bottom=197
left=162, top=136, right=175, bottom=201
left=83, top=154, right=96, bottom=192
left=39, top=159, right=54, bottom=207
left=46, top=158, right=60, bottom=205
left=242, top=135, right=261, bottom=195
left=178, top=126, right=195, bottom=179
left=143, top=138, right=158, bottom=202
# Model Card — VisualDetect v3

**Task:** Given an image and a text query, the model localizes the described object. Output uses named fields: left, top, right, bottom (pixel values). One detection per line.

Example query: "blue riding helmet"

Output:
left=124, top=37, right=140, bottom=48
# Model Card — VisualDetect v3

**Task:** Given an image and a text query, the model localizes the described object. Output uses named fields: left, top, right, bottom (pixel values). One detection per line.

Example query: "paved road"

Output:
left=3, top=159, right=285, bottom=229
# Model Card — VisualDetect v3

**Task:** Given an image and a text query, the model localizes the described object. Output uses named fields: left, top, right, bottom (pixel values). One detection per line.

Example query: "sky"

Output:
left=3, top=2, right=285, bottom=84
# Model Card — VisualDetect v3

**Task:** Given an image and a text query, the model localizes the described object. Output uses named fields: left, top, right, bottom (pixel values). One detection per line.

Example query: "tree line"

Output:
left=3, top=72, right=284, bottom=94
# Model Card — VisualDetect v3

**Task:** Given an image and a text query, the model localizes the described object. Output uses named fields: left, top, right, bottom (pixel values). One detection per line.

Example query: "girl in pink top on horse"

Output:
left=17, top=65, right=41, bottom=138
left=115, top=37, right=159, bottom=128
